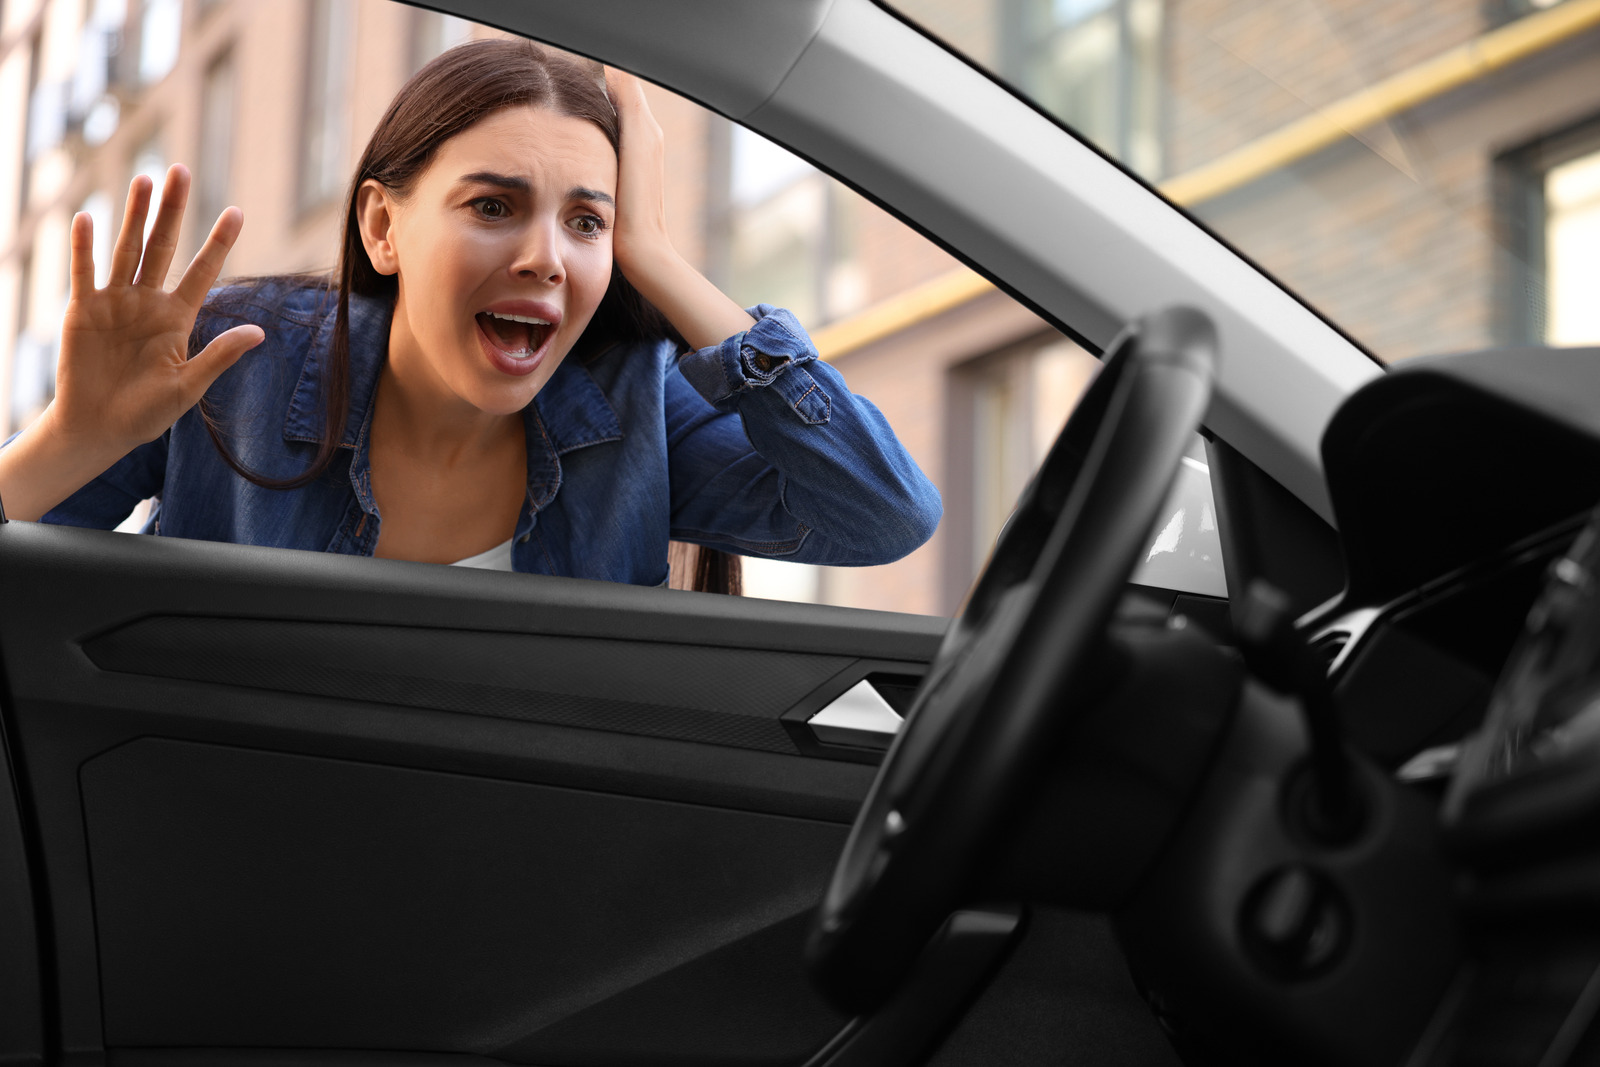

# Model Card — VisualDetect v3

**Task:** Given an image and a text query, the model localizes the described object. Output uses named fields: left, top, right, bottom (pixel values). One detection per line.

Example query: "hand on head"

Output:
left=598, top=67, right=755, bottom=350
left=602, top=66, right=673, bottom=282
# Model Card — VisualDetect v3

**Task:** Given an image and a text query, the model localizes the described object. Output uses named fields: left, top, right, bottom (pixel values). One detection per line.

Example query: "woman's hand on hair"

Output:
left=604, top=66, right=674, bottom=274
left=0, top=165, right=262, bottom=521
left=604, top=67, right=756, bottom=351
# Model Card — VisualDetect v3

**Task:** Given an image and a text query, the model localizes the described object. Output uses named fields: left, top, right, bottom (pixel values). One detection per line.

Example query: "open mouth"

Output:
left=476, top=311, right=554, bottom=360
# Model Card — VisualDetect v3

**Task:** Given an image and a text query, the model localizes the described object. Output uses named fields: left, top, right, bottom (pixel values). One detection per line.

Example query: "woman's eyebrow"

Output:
left=454, top=172, right=614, bottom=208
left=456, top=171, right=530, bottom=193
left=567, top=186, right=615, bottom=207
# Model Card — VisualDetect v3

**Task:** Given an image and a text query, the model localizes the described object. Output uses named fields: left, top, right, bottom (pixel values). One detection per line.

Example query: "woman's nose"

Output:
left=511, top=218, right=564, bottom=284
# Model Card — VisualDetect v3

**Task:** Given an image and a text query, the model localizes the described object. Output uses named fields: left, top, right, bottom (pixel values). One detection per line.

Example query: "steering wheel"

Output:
left=806, top=306, right=1218, bottom=1014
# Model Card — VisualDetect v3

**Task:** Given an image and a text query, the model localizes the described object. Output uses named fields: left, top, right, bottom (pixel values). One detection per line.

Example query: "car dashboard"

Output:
left=1310, top=345, right=1600, bottom=771
left=1108, top=343, right=1600, bottom=1067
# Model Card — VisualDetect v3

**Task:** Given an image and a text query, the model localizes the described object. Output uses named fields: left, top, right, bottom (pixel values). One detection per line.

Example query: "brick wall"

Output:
left=853, top=195, right=964, bottom=307
left=1184, top=17, right=1600, bottom=360
left=1165, top=0, right=1486, bottom=176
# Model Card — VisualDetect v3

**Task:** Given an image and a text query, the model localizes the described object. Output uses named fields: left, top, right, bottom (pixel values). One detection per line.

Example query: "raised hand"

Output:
left=55, top=163, right=263, bottom=454
left=0, top=164, right=262, bottom=521
left=602, top=67, right=755, bottom=351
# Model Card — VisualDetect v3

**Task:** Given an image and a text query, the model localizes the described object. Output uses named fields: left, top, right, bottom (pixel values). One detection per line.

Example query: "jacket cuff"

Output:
left=677, top=304, right=818, bottom=405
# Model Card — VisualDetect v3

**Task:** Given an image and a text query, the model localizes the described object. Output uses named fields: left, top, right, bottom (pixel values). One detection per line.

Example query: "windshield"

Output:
left=887, top=0, right=1600, bottom=362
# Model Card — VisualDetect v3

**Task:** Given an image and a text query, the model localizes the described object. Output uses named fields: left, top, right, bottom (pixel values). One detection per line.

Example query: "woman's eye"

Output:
left=473, top=198, right=508, bottom=218
left=572, top=215, right=605, bottom=235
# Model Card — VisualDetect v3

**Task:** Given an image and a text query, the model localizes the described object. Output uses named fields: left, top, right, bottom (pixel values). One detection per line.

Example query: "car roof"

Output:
left=439, top=0, right=1383, bottom=523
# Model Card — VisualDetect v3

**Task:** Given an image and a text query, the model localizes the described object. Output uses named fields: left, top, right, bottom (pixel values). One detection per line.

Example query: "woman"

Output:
left=0, top=40, right=939, bottom=591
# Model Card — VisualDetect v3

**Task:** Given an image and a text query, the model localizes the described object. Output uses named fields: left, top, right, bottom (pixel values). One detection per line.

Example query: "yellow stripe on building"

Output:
left=1160, top=0, right=1600, bottom=205
left=811, top=268, right=995, bottom=361
left=815, top=0, right=1600, bottom=361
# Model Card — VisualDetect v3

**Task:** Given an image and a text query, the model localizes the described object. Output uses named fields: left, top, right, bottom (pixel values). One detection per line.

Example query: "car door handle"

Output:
left=807, top=679, right=904, bottom=749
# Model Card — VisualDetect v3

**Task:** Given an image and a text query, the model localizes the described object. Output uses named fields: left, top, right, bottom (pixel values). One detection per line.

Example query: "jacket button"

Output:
left=518, top=534, right=530, bottom=544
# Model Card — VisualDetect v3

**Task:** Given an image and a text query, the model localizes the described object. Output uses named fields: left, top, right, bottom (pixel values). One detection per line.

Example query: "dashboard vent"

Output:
left=1311, top=632, right=1350, bottom=675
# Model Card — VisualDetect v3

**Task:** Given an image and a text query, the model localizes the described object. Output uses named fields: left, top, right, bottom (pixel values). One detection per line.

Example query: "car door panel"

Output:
left=0, top=521, right=943, bottom=1064
left=80, top=738, right=846, bottom=1061
left=0, top=711, right=45, bottom=1067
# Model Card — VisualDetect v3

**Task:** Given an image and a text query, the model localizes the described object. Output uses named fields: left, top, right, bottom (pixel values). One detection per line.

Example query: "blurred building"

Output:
left=826, top=0, right=1600, bottom=612
left=1, top=0, right=1597, bottom=615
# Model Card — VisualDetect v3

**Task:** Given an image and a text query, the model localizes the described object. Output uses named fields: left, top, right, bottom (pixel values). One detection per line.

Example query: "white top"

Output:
left=449, top=537, right=516, bottom=571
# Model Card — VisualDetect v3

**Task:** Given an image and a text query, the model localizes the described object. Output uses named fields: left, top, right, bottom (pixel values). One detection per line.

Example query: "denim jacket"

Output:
left=37, top=284, right=941, bottom=585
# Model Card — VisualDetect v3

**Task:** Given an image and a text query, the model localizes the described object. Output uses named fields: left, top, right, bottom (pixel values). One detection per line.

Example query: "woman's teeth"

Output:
left=479, top=311, right=551, bottom=357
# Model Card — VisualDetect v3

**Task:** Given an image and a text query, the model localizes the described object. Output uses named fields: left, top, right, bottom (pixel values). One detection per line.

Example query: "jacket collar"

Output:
left=282, top=291, right=623, bottom=461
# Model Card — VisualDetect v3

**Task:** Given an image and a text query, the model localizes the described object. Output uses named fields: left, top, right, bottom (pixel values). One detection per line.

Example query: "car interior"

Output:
left=3, top=1, right=1600, bottom=1066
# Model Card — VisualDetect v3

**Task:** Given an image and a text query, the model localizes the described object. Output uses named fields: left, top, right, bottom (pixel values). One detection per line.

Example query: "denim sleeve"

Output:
left=669, top=305, right=941, bottom=565
left=0, top=429, right=168, bottom=529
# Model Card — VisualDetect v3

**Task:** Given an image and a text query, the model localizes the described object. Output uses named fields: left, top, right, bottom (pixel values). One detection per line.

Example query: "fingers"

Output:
left=174, top=206, right=244, bottom=311
left=181, top=323, right=264, bottom=402
left=603, top=66, right=651, bottom=118
left=135, top=164, right=191, bottom=289
left=69, top=212, right=96, bottom=301
left=108, top=174, right=153, bottom=287
left=603, top=65, right=625, bottom=108
left=603, top=66, right=665, bottom=162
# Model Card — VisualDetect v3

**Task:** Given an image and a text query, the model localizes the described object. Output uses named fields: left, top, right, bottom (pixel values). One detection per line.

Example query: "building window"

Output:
left=299, top=0, right=353, bottom=213
left=1501, top=119, right=1600, bottom=347
left=410, top=8, right=472, bottom=75
left=721, top=125, right=864, bottom=328
left=82, top=96, right=121, bottom=148
left=1546, top=148, right=1600, bottom=346
left=25, top=79, right=65, bottom=162
left=138, top=0, right=182, bottom=86
left=1002, top=0, right=1163, bottom=178
left=25, top=29, right=64, bottom=165
left=963, top=337, right=1101, bottom=578
left=196, top=51, right=235, bottom=243
left=69, top=0, right=126, bottom=132
left=1498, top=0, right=1570, bottom=22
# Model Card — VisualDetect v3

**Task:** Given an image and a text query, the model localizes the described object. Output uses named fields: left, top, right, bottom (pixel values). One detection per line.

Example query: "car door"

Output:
left=0, top=519, right=940, bottom=1064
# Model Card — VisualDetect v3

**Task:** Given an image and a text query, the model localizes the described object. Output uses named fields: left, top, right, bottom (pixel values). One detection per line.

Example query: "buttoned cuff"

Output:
left=677, top=304, right=819, bottom=405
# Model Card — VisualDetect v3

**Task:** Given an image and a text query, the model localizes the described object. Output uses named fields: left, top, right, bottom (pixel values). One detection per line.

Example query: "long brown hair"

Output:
left=200, top=39, right=740, bottom=593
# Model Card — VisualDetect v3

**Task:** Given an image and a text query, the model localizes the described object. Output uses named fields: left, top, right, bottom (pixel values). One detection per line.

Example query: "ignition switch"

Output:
left=1239, top=863, right=1350, bottom=981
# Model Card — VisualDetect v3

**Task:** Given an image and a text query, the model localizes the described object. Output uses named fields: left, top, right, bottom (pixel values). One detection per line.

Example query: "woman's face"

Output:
left=362, top=104, right=618, bottom=416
